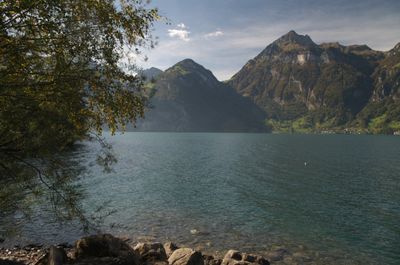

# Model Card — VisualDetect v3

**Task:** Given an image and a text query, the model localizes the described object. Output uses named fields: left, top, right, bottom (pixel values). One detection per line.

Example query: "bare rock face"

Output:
left=74, top=234, right=140, bottom=265
left=163, top=242, right=178, bottom=258
left=221, top=250, right=269, bottom=265
left=133, top=242, right=167, bottom=265
left=168, top=248, right=203, bottom=265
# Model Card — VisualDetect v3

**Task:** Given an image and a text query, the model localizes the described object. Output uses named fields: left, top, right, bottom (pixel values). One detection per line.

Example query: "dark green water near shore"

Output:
left=1, top=133, right=400, bottom=265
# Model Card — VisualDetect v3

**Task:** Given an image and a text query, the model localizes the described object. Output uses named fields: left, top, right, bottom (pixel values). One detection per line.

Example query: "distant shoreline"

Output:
left=116, top=130, right=400, bottom=136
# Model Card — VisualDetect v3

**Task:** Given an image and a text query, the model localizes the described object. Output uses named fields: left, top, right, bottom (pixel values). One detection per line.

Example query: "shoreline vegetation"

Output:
left=265, top=120, right=400, bottom=135
left=269, top=128, right=400, bottom=135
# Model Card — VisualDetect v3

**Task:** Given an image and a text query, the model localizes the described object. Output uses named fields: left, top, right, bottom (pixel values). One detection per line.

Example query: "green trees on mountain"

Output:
left=0, top=0, right=159, bottom=220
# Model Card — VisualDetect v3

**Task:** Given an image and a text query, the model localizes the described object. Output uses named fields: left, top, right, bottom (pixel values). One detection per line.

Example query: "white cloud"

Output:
left=204, top=30, right=224, bottom=39
left=167, top=23, right=191, bottom=42
left=167, top=29, right=190, bottom=41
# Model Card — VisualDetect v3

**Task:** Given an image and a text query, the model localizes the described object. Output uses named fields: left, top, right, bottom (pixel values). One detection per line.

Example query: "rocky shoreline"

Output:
left=0, top=234, right=273, bottom=265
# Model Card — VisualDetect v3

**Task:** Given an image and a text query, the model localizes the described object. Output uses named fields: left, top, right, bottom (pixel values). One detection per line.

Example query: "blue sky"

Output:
left=138, top=0, right=400, bottom=80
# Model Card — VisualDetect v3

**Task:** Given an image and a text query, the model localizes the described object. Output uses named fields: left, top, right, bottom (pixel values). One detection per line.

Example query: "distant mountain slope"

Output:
left=139, top=67, right=163, bottom=81
left=133, top=59, right=268, bottom=132
left=228, top=30, right=399, bottom=134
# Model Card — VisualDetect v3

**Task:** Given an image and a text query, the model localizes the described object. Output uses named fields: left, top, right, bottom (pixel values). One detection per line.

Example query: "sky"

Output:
left=138, top=0, right=400, bottom=80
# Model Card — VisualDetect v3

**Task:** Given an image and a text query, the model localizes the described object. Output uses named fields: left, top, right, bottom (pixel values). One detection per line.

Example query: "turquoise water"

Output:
left=2, top=133, right=400, bottom=264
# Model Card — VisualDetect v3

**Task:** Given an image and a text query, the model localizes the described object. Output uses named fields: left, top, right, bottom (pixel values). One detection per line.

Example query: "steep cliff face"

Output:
left=134, top=59, right=268, bottom=132
left=354, top=43, right=400, bottom=133
left=371, top=43, right=400, bottom=101
left=229, top=31, right=399, bottom=133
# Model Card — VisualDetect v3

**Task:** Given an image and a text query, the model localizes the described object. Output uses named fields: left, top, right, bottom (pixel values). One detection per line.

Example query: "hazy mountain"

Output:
left=139, top=67, right=163, bottom=81
left=133, top=59, right=268, bottom=132
left=228, top=30, right=399, bottom=133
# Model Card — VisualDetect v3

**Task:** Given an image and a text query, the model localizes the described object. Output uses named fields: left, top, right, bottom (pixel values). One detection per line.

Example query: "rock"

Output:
left=72, top=257, right=133, bottom=265
left=168, top=248, right=203, bottom=265
left=282, top=256, right=295, bottom=264
left=24, top=243, right=43, bottom=250
left=74, top=234, right=140, bottom=265
left=221, top=250, right=269, bottom=265
left=133, top=242, right=167, bottom=264
left=34, top=252, right=48, bottom=265
left=264, top=248, right=289, bottom=262
left=56, top=243, right=73, bottom=249
left=48, top=246, right=67, bottom=265
left=203, top=255, right=222, bottom=265
left=163, top=242, right=178, bottom=258
left=292, top=252, right=312, bottom=262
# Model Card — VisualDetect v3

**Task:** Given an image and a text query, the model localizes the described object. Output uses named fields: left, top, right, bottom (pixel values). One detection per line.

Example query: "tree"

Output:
left=0, top=0, right=159, bottom=226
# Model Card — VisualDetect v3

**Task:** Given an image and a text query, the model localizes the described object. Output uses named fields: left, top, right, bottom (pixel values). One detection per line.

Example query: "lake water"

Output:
left=1, top=133, right=400, bottom=265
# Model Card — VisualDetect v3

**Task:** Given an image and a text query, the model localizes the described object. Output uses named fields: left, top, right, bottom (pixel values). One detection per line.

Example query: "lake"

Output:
left=1, top=133, right=400, bottom=265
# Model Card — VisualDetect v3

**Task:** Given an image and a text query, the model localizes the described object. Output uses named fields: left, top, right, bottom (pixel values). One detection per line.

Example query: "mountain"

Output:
left=228, top=30, right=399, bottom=134
left=355, top=43, right=400, bottom=133
left=133, top=59, right=268, bottom=132
left=139, top=67, right=163, bottom=81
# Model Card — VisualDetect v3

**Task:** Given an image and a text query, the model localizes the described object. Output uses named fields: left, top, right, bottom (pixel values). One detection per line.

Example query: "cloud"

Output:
left=204, top=30, right=224, bottom=38
left=167, top=23, right=191, bottom=42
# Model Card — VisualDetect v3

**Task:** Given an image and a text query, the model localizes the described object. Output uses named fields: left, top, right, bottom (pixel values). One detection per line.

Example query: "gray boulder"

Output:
left=133, top=242, right=167, bottom=264
left=74, top=234, right=140, bottom=265
left=163, top=242, right=178, bottom=258
left=221, top=250, right=269, bottom=265
left=168, top=248, right=203, bottom=265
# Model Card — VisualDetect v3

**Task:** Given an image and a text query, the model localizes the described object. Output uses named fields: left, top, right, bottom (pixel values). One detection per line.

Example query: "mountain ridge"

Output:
left=133, top=59, right=269, bottom=132
left=228, top=30, right=400, bottom=134
left=137, top=31, right=399, bottom=134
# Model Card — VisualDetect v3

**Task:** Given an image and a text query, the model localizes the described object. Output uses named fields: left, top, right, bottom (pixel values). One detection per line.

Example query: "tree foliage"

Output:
left=0, top=0, right=159, bottom=223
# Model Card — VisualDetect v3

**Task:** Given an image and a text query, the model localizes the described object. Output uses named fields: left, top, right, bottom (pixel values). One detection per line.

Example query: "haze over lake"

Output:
left=2, top=133, right=399, bottom=265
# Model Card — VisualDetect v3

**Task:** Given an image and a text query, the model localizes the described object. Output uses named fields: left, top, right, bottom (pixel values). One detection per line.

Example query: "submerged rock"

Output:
left=168, top=248, right=203, bottom=265
left=292, top=251, right=313, bottom=262
left=221, top=250, right=269, bottom=265
left=264, top=248, right=290, bottom=262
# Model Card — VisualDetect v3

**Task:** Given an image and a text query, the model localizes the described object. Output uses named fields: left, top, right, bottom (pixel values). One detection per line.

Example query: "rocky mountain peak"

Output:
left=275, top=30, right=316, bottom=48
left=173, top=58, right=204, bottom=70
left=165, top=58, right=219, bottom=86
